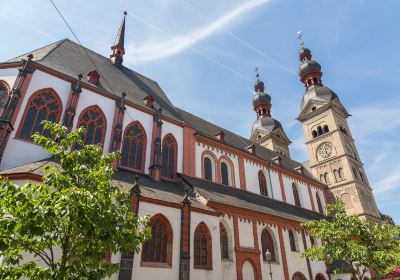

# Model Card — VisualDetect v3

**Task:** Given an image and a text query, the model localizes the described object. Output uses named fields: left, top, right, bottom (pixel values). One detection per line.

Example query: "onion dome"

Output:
left=298, top=58, right=321, bottom=80
left=251, top=70, right=282, bottom=134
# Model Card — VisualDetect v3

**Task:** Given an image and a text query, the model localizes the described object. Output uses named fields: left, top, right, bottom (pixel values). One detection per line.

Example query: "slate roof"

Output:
left=181, top=174, right=324, bottom=222
left=0, top=159, right=325, bottom=222
left=177, top=108, right=315, bottom=179
left=7, top=39, right=183, bottom=122
left=2, top=39, right=322, bottom=184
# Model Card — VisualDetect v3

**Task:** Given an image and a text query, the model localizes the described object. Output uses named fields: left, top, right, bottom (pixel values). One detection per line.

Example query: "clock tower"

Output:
left=296, top=38, right=381, bottom=220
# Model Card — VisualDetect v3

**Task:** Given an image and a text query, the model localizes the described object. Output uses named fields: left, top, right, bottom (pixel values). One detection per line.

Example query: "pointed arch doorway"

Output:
left=242, top=260, right=256, bottom=280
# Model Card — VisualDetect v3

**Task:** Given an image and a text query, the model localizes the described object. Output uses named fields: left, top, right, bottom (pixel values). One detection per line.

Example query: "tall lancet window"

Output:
left=258, top=170, right=268, bottom=196
left=316, top=192, right=324, bottom=214
left=18, top=89, right=62, bottom=141
left=161, top=134, right=177, bottom=179
left=292, top=183, right=301, bottom=207
left=120, top=121, right=147, bottom=171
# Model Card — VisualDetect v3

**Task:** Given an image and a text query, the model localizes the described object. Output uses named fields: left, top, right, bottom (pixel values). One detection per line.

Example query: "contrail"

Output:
left=124, top=0, right=271, bottom=62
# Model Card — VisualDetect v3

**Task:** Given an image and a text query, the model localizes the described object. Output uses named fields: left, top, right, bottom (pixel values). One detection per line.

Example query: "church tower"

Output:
left=296, top=36, right=380, bottom=220
left=250, top=71, right=291, bottom=158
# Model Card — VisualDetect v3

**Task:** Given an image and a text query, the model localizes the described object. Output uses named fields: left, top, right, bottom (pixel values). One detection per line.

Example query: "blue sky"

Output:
left=1, top=0, right=399, bottom=223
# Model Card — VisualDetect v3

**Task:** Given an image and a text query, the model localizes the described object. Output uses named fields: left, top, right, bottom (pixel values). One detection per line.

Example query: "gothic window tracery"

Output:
left=120, top=121, right=146, bottom=171
left=77, top=105, right=107, bottom=146
left=141, top=214, right=172, bottom=265
left=194, top=222, right=212, bottom=269
left=18, top=89, right=62, bottom=141
left=161, top=134, right=177, bottom=180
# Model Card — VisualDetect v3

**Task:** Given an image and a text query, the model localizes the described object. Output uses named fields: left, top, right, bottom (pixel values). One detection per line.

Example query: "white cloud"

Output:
left=373, top=165, right=400, bottom=195
left=124, top=0, right=271, bottom=62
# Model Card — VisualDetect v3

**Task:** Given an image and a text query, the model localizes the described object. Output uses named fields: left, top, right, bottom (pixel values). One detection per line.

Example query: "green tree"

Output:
left=302, top=201, right=400, bottom=280
left=0, top=121, right=149, bottom=279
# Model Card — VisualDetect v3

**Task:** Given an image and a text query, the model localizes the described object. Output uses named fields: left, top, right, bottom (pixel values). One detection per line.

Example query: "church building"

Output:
left=0, top=12, right=382, bottom=280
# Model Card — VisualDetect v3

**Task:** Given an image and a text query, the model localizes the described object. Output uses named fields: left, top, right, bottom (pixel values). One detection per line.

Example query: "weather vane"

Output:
left=297, top=31, right=304, bottom=47
left=255, top=67, right=259, bottom=79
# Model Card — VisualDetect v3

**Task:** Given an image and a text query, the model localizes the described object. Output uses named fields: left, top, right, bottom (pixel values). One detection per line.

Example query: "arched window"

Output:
left=319, top=174, right=325, bottom=184
left=220, top=161, right=230, bottom=185
left=194, top=222, right=212, bottom=269
left=323, top=125, right=329, bottom=133
left=312, top=130, right=317, bottom=138
left=258, top=170, right=268, bottom=196
left=77, top=105, right=106, bottom=146
left=316, top=192, right=323, bottom=214
left=324, top=172, right=330, bottom=184
left=316, top=273, right=327, bottom=280
left=352, top=167, right=358, bottom=179
left=203, top=157, right=213, bottom=181
left=333, top=169, right=339, bottom=182
left=289, top=229, right=297, bottom=251
left=141, top=214, right=173, bottom=265
left=292, top=183, right=301, bottom=207
left=338, top=168, right=344, bottom=180
left=161, top=134, right=177, bottom=179
left=18, top=89, right=62, bottom=141
left=219, top=223, right=229, bottom=260
left=0, top=81, right=10, bottom=112
left=261, top=228, right=276, bottom=262
left=120, top=121, right=146, bottom=171
left=292, top=272, right=307, bottom=280
left=317, top=126, right=323, bottom=136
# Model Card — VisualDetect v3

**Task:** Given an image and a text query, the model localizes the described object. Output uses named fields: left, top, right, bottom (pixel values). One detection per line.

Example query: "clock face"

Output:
left=318, top=143, right=333, bottom=159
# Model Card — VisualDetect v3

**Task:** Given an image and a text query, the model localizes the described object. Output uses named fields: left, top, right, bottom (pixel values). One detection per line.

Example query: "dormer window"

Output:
left=215, top=131, right=225, bottom=142
left=144, top=95, right=155, bottom=108
left=87, top=70, right=100, bottom=85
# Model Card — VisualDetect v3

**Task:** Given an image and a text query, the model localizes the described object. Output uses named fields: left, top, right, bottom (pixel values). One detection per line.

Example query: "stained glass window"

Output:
left=77, top=106, right=106, bottom=146
left=161, top=135, right=177, bottom=179
left=18, top=89, right=61, bottom=141
left=141, top=215, right=172, bottom=264
left=194, top=222, right=212, bottom=268
left=120, top=122, right=146, bottom=171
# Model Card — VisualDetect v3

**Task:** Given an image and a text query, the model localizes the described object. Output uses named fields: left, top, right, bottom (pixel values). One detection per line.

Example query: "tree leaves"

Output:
left=302, top=201, right=400, bottom=280
left=0, top=121, right=149, bottom=279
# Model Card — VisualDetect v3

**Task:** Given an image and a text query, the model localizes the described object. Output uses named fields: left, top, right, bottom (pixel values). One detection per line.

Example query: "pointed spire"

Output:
left=114, top=11, right=127, bottom=48
left=110, top=11, right=127, bottom=67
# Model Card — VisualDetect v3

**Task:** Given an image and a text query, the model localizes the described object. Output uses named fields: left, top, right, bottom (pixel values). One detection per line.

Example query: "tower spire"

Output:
left=252, top=69, right=270, bottom=119
left=297, top=31, right=323, bottom=88
left=110, top=11, right=127, bottom=67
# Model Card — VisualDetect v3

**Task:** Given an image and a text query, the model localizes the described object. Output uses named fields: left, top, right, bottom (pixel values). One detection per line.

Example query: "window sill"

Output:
left=194, top=265, right=213, bottom=270
left=118, top=166, right=145, bottom=174
left=140, top=261, right=172, bottom=268
left=221, top=258, right=233, bottom=263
